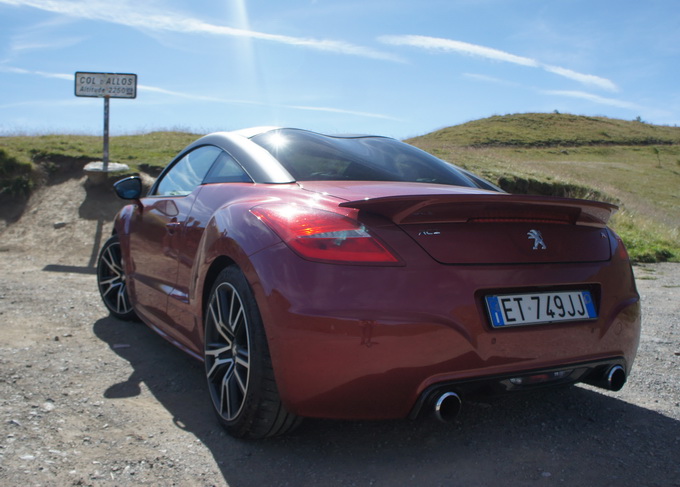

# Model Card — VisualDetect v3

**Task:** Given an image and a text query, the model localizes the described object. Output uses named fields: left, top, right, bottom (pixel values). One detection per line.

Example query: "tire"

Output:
left=97, top=235, right=137, bottom=321
left=204, top=266, right=300, bottom=439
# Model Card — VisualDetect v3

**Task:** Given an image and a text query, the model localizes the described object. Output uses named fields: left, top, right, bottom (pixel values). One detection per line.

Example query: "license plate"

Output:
left=485, top=290, right=597, bottom=328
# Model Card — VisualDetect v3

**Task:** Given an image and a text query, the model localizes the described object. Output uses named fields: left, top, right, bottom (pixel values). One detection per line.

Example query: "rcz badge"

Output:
left=527, top=229, right=547, bottom=250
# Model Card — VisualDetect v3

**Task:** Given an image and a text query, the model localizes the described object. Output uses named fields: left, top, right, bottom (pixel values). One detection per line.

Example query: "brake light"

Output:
left=250, top=204, right=400, bottom=264
left=610, top=229, right=630, bottom=260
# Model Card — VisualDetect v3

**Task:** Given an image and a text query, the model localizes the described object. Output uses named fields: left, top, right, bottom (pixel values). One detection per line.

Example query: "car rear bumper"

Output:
left=408, top=357, right=629, bottom=420
left=247, top=244, right=641, bottom=420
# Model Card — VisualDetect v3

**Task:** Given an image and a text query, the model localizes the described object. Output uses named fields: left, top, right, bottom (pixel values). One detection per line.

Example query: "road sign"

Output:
left=75, top=71, right=138, bottom=170
left=74, top=72, right=137, bottom=99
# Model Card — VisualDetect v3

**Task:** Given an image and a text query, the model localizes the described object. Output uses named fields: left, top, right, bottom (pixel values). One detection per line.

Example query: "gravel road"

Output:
left=0, top=177, right=678, bottom=486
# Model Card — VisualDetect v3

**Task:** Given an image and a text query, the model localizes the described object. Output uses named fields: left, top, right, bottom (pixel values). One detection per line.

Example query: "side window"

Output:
left=155, top=146, right=222, bottom=196
left=204, top=152, right=252, bottom=184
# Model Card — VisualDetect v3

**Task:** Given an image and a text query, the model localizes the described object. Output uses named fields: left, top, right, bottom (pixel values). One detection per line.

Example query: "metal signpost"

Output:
left=74, top=72, right=137, bottom=172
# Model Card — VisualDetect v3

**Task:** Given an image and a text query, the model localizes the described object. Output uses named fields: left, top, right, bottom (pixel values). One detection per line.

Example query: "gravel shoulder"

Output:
left=1, top=177, right=679, bottom=487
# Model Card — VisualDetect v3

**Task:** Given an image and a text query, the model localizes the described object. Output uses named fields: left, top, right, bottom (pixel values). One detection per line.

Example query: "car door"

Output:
left=127, top=145, right=222, bottom=329
left=165, top=150, right=255, bottom=341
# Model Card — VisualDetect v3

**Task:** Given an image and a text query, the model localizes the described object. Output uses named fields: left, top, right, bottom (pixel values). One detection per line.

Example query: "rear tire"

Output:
left=204, top=266, right=300, bottom=439
left=97, top=235, right=137, bottom=321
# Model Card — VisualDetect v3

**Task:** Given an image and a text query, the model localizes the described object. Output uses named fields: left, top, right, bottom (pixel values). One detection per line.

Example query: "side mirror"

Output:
left=114, top=176, right=143, bottom=200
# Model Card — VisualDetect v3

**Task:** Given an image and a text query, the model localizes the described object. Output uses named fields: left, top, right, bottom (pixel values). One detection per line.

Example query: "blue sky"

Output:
left=1, top=0, right=678, bottom=139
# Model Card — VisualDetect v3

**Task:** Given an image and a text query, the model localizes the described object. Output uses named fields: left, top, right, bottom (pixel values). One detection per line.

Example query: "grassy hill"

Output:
left=415, top=112, right=680, bottom=148
left=1, top=113, right=678, bottom=262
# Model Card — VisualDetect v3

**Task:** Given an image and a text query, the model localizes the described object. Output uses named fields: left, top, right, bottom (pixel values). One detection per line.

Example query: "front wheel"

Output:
left=97, top=235, right=137, bottom=321
left=204, top=266, right=300, bottom=439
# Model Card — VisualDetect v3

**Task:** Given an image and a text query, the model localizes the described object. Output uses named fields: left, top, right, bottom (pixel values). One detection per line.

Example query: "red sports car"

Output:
left=97, top=127, right=641, bottom=439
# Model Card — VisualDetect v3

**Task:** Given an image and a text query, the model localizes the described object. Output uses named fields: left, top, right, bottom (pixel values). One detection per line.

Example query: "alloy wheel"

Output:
left=97, top=238, right=133, bottom=317
left=205, top=282, right=251, bottom=421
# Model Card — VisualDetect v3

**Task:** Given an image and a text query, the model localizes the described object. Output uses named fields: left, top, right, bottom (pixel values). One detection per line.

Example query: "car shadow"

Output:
left=93, top=317, right=680, bottom=487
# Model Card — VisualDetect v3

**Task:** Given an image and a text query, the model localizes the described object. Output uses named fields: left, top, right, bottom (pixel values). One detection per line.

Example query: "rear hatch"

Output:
left=341, top=192, right=616, bottom=264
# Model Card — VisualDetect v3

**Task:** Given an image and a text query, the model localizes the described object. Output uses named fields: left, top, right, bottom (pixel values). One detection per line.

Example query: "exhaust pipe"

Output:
left=584, top=365, right=627, bottom=391
left=433, top=391, right=462, bottom=423
left=605, top=365, right=626, bottom=391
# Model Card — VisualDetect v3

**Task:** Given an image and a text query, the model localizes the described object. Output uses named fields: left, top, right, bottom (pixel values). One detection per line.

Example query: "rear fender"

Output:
left=190, top=203, right=282, bottom=344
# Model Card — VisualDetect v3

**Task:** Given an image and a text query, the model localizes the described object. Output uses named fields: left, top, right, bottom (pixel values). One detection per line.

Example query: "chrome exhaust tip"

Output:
left=433, top=391, right=462, bottom=423
left=584, top=364, right=627, bottom=391
left=606, top=365, right=626, bottom=391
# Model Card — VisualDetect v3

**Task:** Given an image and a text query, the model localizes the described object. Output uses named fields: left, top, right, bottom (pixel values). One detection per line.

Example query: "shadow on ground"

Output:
left=94, top=317, right=679, bottom=487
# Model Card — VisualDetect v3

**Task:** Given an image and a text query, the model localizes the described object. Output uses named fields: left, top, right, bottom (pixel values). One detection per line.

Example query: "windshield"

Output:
left=251, top=129, right=498, bottom=190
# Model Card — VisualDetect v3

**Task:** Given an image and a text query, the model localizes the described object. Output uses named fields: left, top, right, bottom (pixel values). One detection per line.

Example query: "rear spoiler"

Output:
left=339, top=194, right=618, bottom=227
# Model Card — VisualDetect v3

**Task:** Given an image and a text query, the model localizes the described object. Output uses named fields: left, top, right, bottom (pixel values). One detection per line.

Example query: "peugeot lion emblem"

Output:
left=527, top=229, right=547, bottom=250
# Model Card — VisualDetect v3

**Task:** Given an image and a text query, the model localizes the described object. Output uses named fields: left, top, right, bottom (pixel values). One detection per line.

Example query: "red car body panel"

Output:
left=250, top=251, right=639, bottom=419
left=114, top=175, right=640, bottom=420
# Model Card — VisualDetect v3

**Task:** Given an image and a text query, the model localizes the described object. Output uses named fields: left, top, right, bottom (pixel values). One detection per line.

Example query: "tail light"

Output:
left=609, top=229, right=630, bottom=260
left=250, top=204, right=400, bottom=264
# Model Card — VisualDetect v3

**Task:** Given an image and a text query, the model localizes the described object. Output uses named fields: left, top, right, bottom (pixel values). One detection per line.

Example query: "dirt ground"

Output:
left=1, top=176, right=679, bottom=487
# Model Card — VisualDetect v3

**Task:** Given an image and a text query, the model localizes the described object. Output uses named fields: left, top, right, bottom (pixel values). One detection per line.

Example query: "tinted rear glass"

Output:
left=251, top=129, right=493, bottom=189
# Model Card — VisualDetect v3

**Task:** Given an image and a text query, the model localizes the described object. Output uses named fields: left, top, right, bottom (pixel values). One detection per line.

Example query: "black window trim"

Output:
left=149, top=144, right=253, bottom=197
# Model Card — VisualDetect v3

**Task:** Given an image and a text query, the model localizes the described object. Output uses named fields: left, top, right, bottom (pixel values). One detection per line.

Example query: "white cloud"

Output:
left=543, top=65, right=617, bottom=92
left=543, top=90, right=641, bottom=110
left=137, top=85, right=256, bottom=104
left=140, top=85, right=398, bottom=120
left=11, top=37, right=82, bottom=52
left=286, top=104, right=400, bottom=121
left=0, top=0, right=402, bottom=62
left=379, top=34, right=618, bottom=92
left=380, top=35, right=538, bottom=67
left=0, top=98, right=82, bottom=110
left=0, top=65, right=72, bottom=80
left=462, top=72, right=518, bottom=86
left=2, top=14, right=84, bottom=62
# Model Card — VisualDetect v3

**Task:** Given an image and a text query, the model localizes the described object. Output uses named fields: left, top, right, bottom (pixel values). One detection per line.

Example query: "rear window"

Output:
left=251, top=129, right=495, bottom=190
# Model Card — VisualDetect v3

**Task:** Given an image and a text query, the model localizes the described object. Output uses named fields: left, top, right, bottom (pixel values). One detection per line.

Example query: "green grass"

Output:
left=421, top=112, right=680, bottom=147
left=610, top=210, right=678, bottom=263
left=0, top=131, right=198, bottom=195
left=110, top=131, right=201, bottom=167
left=0, top=147, right=34, bottom=195
left=1, top=114, right=679, bottom=262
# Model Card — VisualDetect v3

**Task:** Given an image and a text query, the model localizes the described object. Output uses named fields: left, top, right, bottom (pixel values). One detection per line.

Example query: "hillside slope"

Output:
left=412, top=113, right=680, bottom=148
